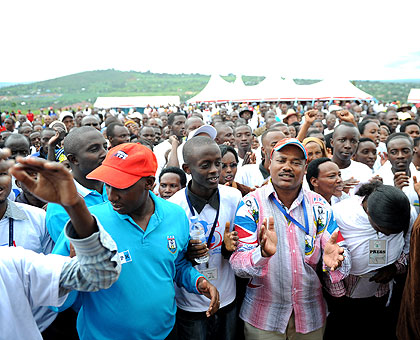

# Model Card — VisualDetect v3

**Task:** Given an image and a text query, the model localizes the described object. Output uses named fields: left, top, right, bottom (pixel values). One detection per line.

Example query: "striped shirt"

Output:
left=230, top=182, right=350, bottom=334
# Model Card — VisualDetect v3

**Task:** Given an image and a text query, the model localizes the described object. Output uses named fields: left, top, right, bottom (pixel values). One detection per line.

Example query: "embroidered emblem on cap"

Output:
left=113, top=150, right=128, bottom=159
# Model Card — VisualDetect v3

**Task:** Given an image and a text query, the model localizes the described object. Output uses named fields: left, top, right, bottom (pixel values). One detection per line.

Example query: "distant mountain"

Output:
left=0, top=69, right=418, bottom=112
left=0, top=82, right=33, bottom=88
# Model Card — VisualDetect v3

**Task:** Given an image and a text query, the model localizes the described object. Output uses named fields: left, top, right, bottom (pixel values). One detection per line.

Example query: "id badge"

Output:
left=200, top=267, right=218, bottom=281
left=368, top=239, right=387, bottom=265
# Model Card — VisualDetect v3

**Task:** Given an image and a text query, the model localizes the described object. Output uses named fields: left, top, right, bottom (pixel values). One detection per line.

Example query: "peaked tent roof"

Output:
left=186, top=75, right=233, bottom=103
left=407, top=88, right=420, bottom=103
left=297, top=79, right=374, bottom=101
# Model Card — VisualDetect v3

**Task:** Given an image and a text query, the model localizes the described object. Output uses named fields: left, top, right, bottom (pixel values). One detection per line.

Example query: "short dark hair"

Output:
left=306, top=157, right=331, bottom=190
left=63, top=126, right=101, bottom=155
left=233, top=124, right=252, bottom=135
left=413, top=137, right=420, bottom=148
left=219, top=144, right=239, bottom=163
left=385, top=132, right=413, bottom=148
left=356, top=181, right=411, bottom=235
left=106, top=122, right=124, bottom=138
left=332, top=122, right=359, bottom=138
left=183, top=136, right=218, bottom=164
left=400, top=120, right=420, bottom=133
left=356, top=137, right=376, bottom=151
left=4, top=133, right=30, bottom=149
left=167, top=113, right=186, bottom=127
left=358, top=120, right=379, bottom=135
left=159, top=166, right=187, bottom=188
left=261, top=128, right=283, bottom=145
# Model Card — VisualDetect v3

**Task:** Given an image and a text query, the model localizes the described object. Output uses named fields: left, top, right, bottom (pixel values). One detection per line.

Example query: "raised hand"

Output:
left=259, top=216, right=277, bottom=257
left=394, top=171, right=410, bottom=190
left=342, top=177, right=359, bottom=193
left=337, top=110, right=357, bottom=126
left=243, top=151, right=256, bottom=165
left=223, top=222, right=239, bottom=252
left=323, top=231, right=345, bottom=271
left=303, top=109, right=318, bottom=126
left=413, top=176, right=420, bottom=197
left=10, top=156, right=78, bottom=207
left=168, top=135, right=179, bottom=148
left=197, top=278, right=220, bottom=317
left=11, top=156, right=96, bottom=239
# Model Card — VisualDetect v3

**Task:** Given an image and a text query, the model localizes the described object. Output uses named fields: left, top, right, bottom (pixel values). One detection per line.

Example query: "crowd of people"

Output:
left=1, top=98, right=420, bottom=340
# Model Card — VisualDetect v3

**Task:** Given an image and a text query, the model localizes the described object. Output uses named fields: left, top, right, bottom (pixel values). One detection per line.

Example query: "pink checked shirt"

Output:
left=230, top=182, right=350, bottom=334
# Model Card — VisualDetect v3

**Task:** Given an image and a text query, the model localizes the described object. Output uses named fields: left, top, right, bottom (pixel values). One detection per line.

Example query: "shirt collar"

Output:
left=186, top=181, right=220, bottom=214
left=3, top=199, right=28, bottom=221
left=74, top=179, right=104, bottom=198
left=264, top=180, right=304, bottom=211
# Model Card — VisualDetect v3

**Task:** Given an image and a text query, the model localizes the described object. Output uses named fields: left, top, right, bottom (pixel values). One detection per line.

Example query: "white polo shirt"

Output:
left=0, top=200, right=55, bottom=332
left=0, top=247, right=68, bottom=340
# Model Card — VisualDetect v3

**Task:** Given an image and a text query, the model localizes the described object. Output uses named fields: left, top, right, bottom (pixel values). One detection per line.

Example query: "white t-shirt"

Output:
left=169, top=185, right=242, bottom=312
left=339, top=160, right=373, bottom=195
left=0, top=247, right=68, bottom=340
left=375, top=161, right=420, bottom=214
left=333, top=195, right=414, bottom=276
left=235, top=163, right=266, bottom=188
left=153, top=139, right=185, bottom=180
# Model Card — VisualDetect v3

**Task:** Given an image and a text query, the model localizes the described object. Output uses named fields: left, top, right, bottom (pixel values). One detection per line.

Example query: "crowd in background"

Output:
left=1, top=98, right=420, bottom=340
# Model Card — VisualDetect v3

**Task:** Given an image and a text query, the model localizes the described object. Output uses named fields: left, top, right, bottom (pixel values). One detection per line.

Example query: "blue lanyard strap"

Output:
left=185, top=189, right=220, bottom=249
left=269, top=193, right=310, bottom=235
left=9, top=218, right=14, bottom=247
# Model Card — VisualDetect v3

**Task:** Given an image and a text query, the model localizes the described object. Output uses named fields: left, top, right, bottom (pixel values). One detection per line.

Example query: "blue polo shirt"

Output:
left=46, top=181, right=108, bottom=242
left=53, top=192, right=203, bottom=340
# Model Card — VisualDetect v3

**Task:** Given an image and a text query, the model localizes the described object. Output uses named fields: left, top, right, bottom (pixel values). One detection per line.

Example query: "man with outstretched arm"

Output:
left=52, top=142, right=220, bottom=340
left=1, top=149, right=121, bottom=340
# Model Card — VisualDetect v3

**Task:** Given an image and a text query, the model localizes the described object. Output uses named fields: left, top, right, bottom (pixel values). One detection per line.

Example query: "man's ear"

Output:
left=182, top=163, right=191, bottom=175
left=310, top=176, right=318, bottom=189
left=67, top=154, right=78, bottom=166
left=144, top=176, right=155, bottom=190
left=330, top=138, right=334, bottom=148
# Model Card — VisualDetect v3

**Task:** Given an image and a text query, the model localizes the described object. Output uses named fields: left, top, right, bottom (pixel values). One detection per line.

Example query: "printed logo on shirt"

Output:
left=118, top=250, right=132, bottom=264
left=167, top=235, right=177, bottom=254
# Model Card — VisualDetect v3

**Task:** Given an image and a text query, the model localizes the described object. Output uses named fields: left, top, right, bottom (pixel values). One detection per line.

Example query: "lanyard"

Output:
left=8, top=218, right=14, bottom=247
left=270, top=193, right=310, bottom=235
left=185, top=190, right=220, bottom=249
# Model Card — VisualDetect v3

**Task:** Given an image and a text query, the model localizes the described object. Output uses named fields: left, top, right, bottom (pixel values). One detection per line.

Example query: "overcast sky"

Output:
left=2, top=0, right=420, bottom=82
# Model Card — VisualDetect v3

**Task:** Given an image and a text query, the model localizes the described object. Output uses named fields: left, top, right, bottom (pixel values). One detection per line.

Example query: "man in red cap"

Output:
left=53, top=142, right=220, bottom=340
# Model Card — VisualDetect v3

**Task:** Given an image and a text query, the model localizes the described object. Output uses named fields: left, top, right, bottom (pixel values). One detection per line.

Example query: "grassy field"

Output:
left=0, top=69, right=419, bottom=113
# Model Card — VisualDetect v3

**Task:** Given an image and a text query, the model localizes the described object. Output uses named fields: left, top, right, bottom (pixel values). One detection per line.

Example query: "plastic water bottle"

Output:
left=189, top=216, right=209, bottom=264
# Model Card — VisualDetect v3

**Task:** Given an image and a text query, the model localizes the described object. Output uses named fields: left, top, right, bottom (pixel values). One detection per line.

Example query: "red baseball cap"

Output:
left=87, top=143, right=157, bottom=189
left=270, top=138, right=308, bottom=160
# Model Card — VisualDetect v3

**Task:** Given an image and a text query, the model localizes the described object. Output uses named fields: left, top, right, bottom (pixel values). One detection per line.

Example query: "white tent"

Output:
left=229, top=75, right=300, bottom=102
left=187, top=75, right=375, bottom=103
left=296, top=79, right=374, bottom=101
left=93, top=96, right=180, bottom=109
left=186, top=75, right=233, bottom=103
left=407, top=89, right=420, bottom=103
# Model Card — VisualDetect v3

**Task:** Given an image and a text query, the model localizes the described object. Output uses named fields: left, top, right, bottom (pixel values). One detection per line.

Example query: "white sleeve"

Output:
left=10, top=247, right=70, bottom=307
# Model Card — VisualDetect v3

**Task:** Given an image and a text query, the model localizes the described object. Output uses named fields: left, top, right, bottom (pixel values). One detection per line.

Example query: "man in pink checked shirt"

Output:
left=230, top=138, right=351, bottom=340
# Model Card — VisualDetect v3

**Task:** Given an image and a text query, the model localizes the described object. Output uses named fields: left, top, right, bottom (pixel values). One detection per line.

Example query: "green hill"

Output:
left=0, top=69, right=418, bottom=112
